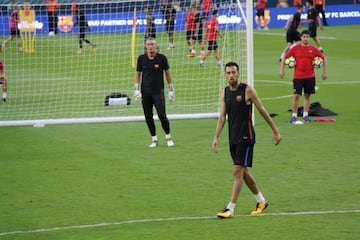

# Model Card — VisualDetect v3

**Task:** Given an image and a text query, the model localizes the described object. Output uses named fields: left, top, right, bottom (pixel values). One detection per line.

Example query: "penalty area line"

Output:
left=0, top=210, right=359, bottom=237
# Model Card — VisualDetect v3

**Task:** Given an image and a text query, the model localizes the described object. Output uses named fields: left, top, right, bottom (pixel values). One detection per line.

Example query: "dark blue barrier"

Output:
left=0, top=4, right=359, bottom=36
left=266, top=4, right=360, bottom=28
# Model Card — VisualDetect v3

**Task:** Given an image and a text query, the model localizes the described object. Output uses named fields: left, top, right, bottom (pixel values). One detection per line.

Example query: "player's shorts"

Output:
left=207, top=40, right=218, bottom=51
left=229, top=142, right=254, bottom=167
left=293, top=78, right=316, bottom=95
left=286, top=30, right=301, bottom=43
left=315, top=5, right=323, bottom=12
left=10, top=28, right=20, bottom=38
left=166, top=21, right=175, bottom=33
left=186, top=30, right=195, bottom=41
left=79, top=32, right=86, bottom=40
left=308, top=24, right=317, bottom=37
left=256, top=8, right=265, bottom=17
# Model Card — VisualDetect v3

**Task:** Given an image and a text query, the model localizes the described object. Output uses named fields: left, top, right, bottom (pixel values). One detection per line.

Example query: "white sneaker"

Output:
left=166, top=139, right=174, bottom=147
left=149, top=141, right=158, bottom=148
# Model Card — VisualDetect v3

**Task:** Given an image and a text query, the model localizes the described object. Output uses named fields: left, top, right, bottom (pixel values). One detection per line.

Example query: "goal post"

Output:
left=0, top=0, right=253, bottom=126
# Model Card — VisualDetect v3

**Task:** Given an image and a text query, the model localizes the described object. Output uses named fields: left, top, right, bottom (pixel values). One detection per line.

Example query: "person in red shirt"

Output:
left=279, top=30, right=327, bottom=123
left=185, top=6, right=196, bottom=57
left=255, top=0, right=269, bottom=31
left=201, top=0, right=213, bottom=20
left=199, top=9, right=222, bottom=67
left=293, top=0, right=303, bottom=6
left=0, top=61, right=8, bottom=103
left=0, top=5, right=22, bottom=53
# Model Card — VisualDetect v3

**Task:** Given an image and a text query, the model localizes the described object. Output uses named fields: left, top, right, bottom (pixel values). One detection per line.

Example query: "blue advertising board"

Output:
left=265, top=4, right=360, bottom=28
left=0, top=4, right=359, bottom=36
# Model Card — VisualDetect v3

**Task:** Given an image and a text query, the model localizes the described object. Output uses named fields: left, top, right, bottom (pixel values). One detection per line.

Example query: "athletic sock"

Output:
left=226, top=202, right=236, bottom=212
left=255, top=192, right=266, bottom=203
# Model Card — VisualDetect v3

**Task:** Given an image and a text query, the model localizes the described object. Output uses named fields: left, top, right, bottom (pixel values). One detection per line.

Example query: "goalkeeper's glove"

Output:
left=134, top=83, right=141, bottom=101
left=168, top=84, right=175, bottom=102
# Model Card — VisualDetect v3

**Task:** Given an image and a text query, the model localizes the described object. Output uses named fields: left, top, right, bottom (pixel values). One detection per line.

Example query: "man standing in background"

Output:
left=255, top=0, right=269, bottom=31
left=201, top=0, right=213, bottom=20
left=279, top=30, right=327, bottom=123
left=199, top=9, right=222, bottom=67
left=45, top=0, right=59, bottom=36
left=0, top=61, right=8, bottom=103
left=134, top=38, right=175, bottom=148
left=314, top=0, right=328, bottom=26
left=306, top=0, right=324, bottom=52
left=1, top=5, right=23, bottom=53
left=163, top=3, right=177, bottom=50
left=73, top=4, right=96, bottom=54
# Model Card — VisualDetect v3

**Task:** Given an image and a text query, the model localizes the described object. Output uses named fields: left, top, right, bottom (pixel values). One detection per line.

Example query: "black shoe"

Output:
left=2, top=98, right=6, bottom=103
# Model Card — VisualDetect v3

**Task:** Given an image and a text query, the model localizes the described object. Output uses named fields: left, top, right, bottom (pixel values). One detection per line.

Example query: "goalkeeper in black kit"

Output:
left=72, top=4, right=96, bottom=54
left=134, top=37, right=175, bottom=148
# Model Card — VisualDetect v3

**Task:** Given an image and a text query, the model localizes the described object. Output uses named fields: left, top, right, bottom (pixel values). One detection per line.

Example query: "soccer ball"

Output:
left=48, top=31, right=55, bottom=37
left=285, top=56, right=296, bottom=68
left=312, top=56, right=324, bottom=68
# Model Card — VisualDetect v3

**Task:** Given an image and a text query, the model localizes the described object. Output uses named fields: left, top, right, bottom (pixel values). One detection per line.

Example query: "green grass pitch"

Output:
left=0, top=25, right=359, bottom=239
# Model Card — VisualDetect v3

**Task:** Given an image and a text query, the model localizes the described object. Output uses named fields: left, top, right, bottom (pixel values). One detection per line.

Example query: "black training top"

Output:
left=289, top=12, right=302, bottom=32
left=307, top=8, right=318, bottom=27
left=136, top=53, right=170, bottom=95
left=225, top=83, right=255, bottom=144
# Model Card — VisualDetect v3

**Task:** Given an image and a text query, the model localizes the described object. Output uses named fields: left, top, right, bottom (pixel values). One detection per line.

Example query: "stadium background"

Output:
left=0, top=0, right=359, bottom=36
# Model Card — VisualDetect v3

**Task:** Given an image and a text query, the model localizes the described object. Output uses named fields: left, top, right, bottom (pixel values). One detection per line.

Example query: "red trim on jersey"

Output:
left=0, top=61, right=4, bottom=74
left=248, top=111, right=254, bottom=141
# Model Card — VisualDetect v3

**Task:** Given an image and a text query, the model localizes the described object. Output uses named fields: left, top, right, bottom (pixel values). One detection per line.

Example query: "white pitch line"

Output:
left=254, top=31, right=337, bottom=40
left=0, top=210, right=359, bottom=237
left=257, top=79, right=360, bottom=86
left=261, top=94, right=293, bottom=100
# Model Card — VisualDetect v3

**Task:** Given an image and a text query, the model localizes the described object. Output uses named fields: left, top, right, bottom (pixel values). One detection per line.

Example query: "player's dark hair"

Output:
left=224, top=62, right=239, bottom=71
left=301, top=30, right=310, bottom=36
left=298, top=4, right=304, bottom=9
left=306, top=0, right=314, bottom=6
left=212, top=9, right=218, bottom=16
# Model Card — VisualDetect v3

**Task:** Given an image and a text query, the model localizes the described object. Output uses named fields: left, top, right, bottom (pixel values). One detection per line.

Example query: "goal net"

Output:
left=0, top=0, right=252, bottom=126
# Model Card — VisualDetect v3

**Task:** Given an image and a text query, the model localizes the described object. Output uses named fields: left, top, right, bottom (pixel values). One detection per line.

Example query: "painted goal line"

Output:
left=1, top=209, right=359, bottom=237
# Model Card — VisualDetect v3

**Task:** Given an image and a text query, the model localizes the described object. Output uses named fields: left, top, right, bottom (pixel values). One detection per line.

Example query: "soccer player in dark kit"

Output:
left=72, top=4, right=96, bottom=54
left=134, top=38, right=175, bottom=147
